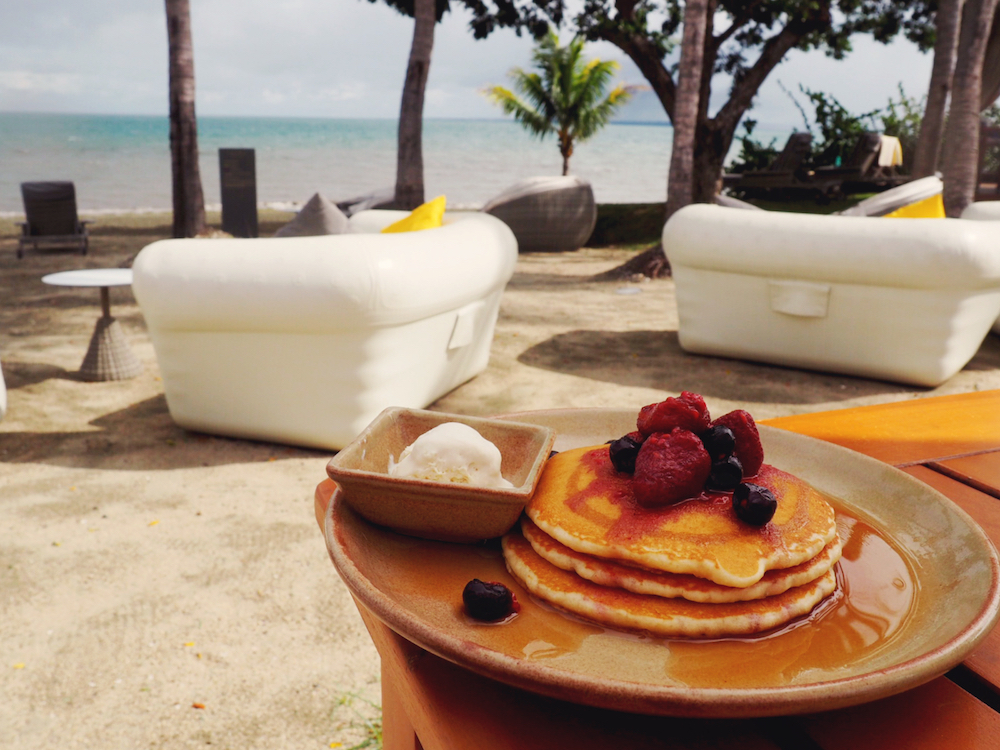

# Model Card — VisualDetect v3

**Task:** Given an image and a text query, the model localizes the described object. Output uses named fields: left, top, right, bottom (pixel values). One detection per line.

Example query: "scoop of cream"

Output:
left=388, top=422, right=514, bottom=488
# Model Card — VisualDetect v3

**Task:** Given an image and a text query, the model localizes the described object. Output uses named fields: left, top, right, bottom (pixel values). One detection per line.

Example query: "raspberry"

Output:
left=637, top=392, right=711, bottom=437
left=710, top=410, right=764, bottom=477
left=632, top=428, right=711, bottom=507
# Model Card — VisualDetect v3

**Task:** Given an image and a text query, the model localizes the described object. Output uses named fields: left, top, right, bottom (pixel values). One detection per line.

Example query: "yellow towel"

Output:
left=878, top=136, right=903, bottom=167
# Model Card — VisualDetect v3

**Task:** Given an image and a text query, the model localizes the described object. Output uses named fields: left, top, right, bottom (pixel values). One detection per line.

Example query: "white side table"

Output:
left=41, top=268, right=143, bottom=381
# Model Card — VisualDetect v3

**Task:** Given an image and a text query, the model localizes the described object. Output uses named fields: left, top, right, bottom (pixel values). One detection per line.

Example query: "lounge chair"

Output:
left=663, top=204, right=1000, bottom=387
left=801, top=132, right=886, bottom=197
left=721, top=132, right=813, bottom=193
left=481, top=176, right=597, bottom=252
left=16, top=181, right=90, bottom=259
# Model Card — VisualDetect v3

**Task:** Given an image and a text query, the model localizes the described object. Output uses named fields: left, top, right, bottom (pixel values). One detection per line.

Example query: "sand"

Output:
left=2, top=214, right=1000, bottom=749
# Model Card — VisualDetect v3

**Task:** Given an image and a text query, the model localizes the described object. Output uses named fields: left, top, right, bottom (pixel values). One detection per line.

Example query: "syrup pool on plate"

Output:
left=342, top=495, right=917, bottom=691
left=661, top=507, right=916, bottom=688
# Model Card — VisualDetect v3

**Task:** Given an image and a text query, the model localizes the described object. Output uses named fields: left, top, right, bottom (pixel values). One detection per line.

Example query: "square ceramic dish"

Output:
left=326, top=407, right=556, bottom=542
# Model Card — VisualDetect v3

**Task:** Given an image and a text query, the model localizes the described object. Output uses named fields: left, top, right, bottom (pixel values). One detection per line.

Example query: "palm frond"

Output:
left=512, top=72, right=557, bottom=121
left=483, top=86, right=554, bottom=138
left=574, top=84, right=635, bottom=141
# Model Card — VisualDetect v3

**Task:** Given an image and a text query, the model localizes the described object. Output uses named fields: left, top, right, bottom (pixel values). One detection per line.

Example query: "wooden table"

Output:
left=316, top=390, right=1000, bottom=749
left=41, top=268, right=143, bottom=381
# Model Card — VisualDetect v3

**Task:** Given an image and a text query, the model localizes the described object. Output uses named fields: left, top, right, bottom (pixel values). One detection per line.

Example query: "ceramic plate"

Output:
left=321, top=409, right=1000, bottom=717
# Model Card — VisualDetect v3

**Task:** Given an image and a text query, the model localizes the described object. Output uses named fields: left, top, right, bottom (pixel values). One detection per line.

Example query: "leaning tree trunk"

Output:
left=395, top=0, right=435, bottom=210
left=165, top=0, right=205, bottom=238
left=665, top=0, right=710, bottom=221
left=692, top=124, right=731, bottom=204
left=942, top=0, right=1000, bottom=216
left=913, top=0, right=964, bottom=178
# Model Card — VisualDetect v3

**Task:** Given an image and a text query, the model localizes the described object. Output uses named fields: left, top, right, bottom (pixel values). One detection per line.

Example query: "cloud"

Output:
left=0, top=0, right=933, bottom=125
left=0, top=70, right=84, bottom=94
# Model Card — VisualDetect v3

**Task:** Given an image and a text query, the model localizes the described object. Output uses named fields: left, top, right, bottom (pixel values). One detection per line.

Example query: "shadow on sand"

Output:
left=0, top=392, right=328, bottom=470
left=518, top=329, right=1000, bottom=405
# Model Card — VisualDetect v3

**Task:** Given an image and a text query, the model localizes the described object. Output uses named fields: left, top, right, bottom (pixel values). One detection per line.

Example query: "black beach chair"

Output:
left=17, top=181, right=90, bottom=259
left=722, top=132, right=814, bottom=191
left=803, top=132, right=885, bottom=197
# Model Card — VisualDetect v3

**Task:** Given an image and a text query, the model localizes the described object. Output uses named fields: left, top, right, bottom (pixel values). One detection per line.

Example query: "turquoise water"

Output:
left=0, top=112, right=795, bottom=214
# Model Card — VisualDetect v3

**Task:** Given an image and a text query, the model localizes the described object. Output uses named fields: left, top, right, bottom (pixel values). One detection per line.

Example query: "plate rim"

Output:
left=324, top=408, right=1000, bottom=718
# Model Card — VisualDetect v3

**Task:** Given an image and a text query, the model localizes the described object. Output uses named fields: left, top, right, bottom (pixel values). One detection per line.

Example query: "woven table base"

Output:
left=80, top=316, right=143, bottom=382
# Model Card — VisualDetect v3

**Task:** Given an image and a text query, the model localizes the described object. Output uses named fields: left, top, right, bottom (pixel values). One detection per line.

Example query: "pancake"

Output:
left=526, top=446, right=838, bottom=588
left=521, top=516, right=843, bottom=604
left=502, top=529, right=839, bottom=638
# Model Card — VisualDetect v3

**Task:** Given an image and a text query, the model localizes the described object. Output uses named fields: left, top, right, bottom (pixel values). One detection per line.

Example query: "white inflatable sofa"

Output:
left=961, top=201, right=1000, bottom=335
left=132, top=210, right=517, bottom=449
left=663, top=204, right=1000, bottom=387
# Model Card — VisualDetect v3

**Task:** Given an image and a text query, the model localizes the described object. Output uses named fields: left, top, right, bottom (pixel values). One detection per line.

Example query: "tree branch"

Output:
left=596, top=27, right=677, bottom=120
left=713, top=0, right=763, bottom=48
left=712, top=21, right=812, bottom=134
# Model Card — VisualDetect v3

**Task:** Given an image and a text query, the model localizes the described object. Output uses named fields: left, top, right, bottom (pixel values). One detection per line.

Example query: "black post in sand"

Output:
left=219, top=148, right=259, bottom=238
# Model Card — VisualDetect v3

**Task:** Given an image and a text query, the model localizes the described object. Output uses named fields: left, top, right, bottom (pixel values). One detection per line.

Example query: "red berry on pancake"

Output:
left=632, top=428, right=711, bottom=507
left=637, top=392, right=711, bottom=437
left=710, top=410, right=764, bottom=477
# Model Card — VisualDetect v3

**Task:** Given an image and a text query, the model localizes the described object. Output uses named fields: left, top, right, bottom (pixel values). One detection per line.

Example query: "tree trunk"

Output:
left=665, top=0, right=710, bottom=221
left=913, top=0, right=964, bottom=178
left=596, top=4, right=823, bottom=277
left=165, top=0, right=205, bottom=239
left=692, top=121, right=731, bottom=204
left=395, top=0, right=435, bottom=210
left=596, top=6, right=814, bottom=208
left=559, top=130, right=572, bottom=175
left=942, top=0, right=1000, bottom=216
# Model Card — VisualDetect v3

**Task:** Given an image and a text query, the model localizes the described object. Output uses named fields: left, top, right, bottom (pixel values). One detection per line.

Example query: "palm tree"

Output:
left=941, top=0, right=1000, bottom=216
left=486, top=32, right=635, bottom=176
left=912, top=0, right=964, bottom=178
left=394, top=0, right=440, bottom=209
left=164, top=0, right=205, bottom=238
left=665, top=0, right=709, bottom=221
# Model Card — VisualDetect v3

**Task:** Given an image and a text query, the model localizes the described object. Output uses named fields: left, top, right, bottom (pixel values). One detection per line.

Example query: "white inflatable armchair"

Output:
left=664, top=204, right=1000, bottom=387
left=132, top=210, right=517, bottom=449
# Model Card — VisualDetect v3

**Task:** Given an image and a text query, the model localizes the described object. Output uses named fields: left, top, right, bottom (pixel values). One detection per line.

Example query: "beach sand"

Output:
left=3, top=213, right=1000, bottom=749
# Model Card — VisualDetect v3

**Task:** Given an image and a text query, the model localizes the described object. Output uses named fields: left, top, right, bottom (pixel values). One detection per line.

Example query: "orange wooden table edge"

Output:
left=762, top=389, right=1000, bottom=466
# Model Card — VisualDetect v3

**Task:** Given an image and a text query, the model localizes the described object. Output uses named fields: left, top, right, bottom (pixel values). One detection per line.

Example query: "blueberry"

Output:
left=706, top=455, right=743, bottom=492
left=609, top=434, right=643, bottom=474
left=463, top=579, right=515, bottom=621
left=548, top=450, right=559, bottom=459
left=700, top=425, right=736, bottom=461
left=732, top=483, right=777, bottom=526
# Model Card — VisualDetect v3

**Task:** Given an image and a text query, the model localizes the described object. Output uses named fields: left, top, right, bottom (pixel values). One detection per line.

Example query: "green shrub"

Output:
left=728, top=83, right=924, bottom=174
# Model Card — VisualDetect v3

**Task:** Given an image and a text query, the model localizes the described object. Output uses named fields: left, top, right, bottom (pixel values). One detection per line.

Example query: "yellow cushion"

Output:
left=884, top=193, right=946, bottom=219
left=381, top=195, right=446, bottom=233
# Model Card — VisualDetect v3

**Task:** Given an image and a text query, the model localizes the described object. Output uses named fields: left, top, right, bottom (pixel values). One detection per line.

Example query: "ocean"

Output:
left=0, top=112, right=793, bottom=216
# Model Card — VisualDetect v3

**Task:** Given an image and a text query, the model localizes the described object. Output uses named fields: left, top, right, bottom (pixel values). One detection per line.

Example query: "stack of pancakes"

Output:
left=502, top=445, right=842, bottom=638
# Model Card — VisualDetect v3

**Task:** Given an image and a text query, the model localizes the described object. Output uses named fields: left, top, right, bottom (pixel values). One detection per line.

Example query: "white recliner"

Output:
left=132, top=210, right=517, bottom=449
left=961, top=201, right=1000, bottom=335
left=664, top=205, right=1000, bottom=387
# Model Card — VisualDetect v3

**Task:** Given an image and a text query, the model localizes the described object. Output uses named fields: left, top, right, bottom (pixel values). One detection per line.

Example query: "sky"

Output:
left=0, top=0, right=934, bottom=130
